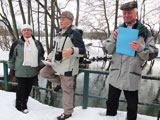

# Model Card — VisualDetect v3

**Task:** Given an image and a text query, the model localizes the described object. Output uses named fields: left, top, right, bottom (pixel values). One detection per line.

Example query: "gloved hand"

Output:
left=9, top=70, right=15, bottom=77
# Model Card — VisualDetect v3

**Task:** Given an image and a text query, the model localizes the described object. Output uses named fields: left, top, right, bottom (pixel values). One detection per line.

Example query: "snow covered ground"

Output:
left=0, top=90, right=157, bottom=120
left=0, top=41, right=159, bottom=119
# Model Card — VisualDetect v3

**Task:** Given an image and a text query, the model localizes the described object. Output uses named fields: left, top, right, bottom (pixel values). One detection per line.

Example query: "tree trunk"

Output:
left=37, top=0, right=40, bottom=41
left=142, top=1, right=146, bottom=24
left=28, top=0, right=31, bottom=24
left=18, top=0, right=26, bottom=24
left=31, top=3, right=34, bottom=34
left=75, top=0, right=79, bottom=26
left=102, top=0, right=110, bottom=37
left=8, top=0, right=19, bottom=40
left=35, top=0, right=51, bottom=18
left=44, top=0, right=49, bottom=54
left=114, top=0, right=119, bottom=30
left=50, top=0, right=56, bottom=52
left=55, top=1, right=60, bottom=31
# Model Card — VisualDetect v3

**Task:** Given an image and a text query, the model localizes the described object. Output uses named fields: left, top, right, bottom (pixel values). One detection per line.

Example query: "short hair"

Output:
left=134, top=8, right=138, bottom=16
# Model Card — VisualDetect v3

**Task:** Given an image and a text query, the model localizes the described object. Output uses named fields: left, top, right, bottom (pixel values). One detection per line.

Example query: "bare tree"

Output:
left=18, top=0, right=26, bottom=24
left=35, top=0, right=51, bottom=18
left=8, top=0, right=19, bottom=40
left=0, top=25, right=10, bottom=50
left=102, top=0, right=110, bottom=37
left=0, top=1, right=17, bottom=41
left=31, top=6, right=35, bottom=34
left=75, top=0, right=80, bottom=26
left=114, top=0, right=119, bottom=30
left=55, top=1, right=60, bottom=30
left=146, top=23, right=160, bottom=43
left=28, top=0, right=31, bottom=24
left=50, top=0, right=56, bottom=52
left=44, top=0, right=49, bottom=54
left=139, top=0, right=146, bottom=24
left=37, top=0, right=40, bottom=41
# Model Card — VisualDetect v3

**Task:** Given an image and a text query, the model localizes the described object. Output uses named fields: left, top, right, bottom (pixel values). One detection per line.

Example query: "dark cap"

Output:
left=60, top=11, right=74, bottom=21
left=120, top=1, right=137, bottom=10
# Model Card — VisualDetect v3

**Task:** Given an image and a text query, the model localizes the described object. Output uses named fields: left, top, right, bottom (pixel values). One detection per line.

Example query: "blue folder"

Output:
left=116, top=27, right=139, bottom=56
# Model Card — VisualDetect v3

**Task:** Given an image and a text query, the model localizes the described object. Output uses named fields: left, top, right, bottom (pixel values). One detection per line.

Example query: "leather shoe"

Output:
left=57, top=113, right=72, bottom=120
left=54, top=85, right=61, bottom=92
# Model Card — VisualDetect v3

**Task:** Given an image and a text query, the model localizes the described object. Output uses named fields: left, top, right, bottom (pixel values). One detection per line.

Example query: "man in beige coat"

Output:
left=103, top=1, right=157, bottom=120
left=40, top=11, right=86, bottom=120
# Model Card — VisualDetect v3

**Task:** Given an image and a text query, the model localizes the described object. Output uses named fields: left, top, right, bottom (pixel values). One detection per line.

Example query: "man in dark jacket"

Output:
left=8, top=24, right=45, bottom=113
left=40, top=11, right=86, bottom=120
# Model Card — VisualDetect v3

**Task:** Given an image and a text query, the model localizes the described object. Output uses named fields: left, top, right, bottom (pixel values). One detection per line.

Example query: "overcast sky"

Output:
left=58, top=0, right=160, bottom=31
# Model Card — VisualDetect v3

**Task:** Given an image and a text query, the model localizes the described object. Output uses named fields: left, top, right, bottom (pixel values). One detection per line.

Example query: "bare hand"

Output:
left=113, top=29, right=118, bottom=40
left=46, top=59, right=51, bottom=62
left=62, top=48, right=74, bottom=58
left=129, top=41, right=141, bottom=51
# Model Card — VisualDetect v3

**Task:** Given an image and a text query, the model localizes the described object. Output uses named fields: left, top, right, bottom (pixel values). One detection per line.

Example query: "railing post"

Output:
left=82, top=71, right=89, bottom=109
left=158, top=110, right=160, bottom=120
left=3, top=62, right=8, bottom=91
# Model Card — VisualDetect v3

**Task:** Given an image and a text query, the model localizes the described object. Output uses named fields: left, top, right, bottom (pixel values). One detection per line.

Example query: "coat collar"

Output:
left=119, top=19, right=147, bottom=36
left=20, top=35, right=35, bottom=43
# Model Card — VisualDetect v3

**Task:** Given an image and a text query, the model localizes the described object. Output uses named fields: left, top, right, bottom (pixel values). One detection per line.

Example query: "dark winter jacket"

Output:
left=8, top=36, right=45, bottom=77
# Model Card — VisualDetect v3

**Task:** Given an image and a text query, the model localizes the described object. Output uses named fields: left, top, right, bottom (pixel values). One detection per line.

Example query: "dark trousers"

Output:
left=106, top=84, right=138, bottom=120
left=16, top=76, right=37, bottom=110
